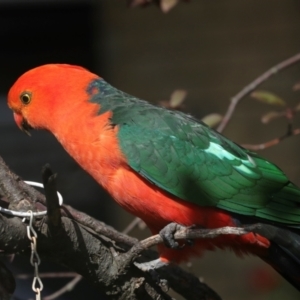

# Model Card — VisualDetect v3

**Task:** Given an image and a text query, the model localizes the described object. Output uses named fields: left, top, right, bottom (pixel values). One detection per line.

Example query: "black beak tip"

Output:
left=21, top=120, right=33, bottom=136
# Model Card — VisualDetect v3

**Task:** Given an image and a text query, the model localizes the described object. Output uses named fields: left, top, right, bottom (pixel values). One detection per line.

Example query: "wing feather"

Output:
left=88, top=79, right=300, bottom=225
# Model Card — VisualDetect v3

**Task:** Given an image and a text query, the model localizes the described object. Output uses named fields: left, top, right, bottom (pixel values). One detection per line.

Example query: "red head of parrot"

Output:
left=7, top=64, right=99, bottom=134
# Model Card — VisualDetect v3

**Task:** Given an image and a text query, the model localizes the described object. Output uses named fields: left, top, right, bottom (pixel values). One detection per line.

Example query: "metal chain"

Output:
left=26, top=210, right=43, bottom=300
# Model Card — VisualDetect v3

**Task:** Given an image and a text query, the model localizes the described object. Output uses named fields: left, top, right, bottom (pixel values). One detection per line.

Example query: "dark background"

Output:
left=1, top=0, right=300, bottom=299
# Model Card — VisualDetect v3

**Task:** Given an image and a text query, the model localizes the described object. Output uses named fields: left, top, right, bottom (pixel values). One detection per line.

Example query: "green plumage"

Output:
left=88, top=79, right=300, bottom=225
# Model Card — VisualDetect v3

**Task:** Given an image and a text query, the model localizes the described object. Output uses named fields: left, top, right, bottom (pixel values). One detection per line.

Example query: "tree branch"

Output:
left=0, top=155, right=221, bottom=300
left=217, top=52, right=300, bottom=133
left=242, top=127, right=300, bottom=151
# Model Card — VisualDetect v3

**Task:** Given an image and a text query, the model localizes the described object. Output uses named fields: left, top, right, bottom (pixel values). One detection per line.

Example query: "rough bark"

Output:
left=0, top=155, right=221, bottom=300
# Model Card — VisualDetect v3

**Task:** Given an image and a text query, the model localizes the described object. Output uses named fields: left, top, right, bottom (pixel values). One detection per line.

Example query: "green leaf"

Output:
left=251, top=90, right=286, bottom=106
left=201, top=113, right=223, bottom=128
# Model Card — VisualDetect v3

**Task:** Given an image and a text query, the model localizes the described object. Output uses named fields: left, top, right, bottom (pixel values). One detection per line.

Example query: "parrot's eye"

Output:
left=20, top=92, right=32, bottom=105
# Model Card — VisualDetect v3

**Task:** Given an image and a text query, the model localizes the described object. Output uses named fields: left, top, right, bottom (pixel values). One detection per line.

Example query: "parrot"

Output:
left=7, top=64, right=300, bottom=291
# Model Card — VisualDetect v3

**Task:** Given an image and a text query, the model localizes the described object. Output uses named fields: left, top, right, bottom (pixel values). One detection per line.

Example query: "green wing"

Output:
left=88, top=79, right=300, bottom=225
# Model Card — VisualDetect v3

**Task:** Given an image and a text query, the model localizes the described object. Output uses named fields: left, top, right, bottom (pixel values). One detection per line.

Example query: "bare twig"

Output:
left=16, top=272, right=78, bottom=279
left=242, top=128, right=300, bottom=151
left=43, top=275, right=82, bottom=300
left=122, top=217, right=142, bottom=234
left=124, top=226, right=249, bottom=263
left=17, top=272, right=82, bottom=300
left=217, top=52, right=300, bottom=133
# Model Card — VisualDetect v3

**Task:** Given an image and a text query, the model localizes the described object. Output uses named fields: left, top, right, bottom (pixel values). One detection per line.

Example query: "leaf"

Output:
left=295, top=102, right=300, bottom=111
left=161, top=0, right=179, bottom=12
left=251, top=90, right=286, bottom=106
left=201, top=113, right=223, bottom=128
left=127, top=0, right=152, bottom=8
left=293, top=82, right=300, bottom=91
left=261, top=111, right=282, bottom=124
left=169, top=89, right=187, bottom=108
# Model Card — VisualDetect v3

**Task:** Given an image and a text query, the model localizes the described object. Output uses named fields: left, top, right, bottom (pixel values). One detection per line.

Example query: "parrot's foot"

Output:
left=159, top=222, right=194, bottom=249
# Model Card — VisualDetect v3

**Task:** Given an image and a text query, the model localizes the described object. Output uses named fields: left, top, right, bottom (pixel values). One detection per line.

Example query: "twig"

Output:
left=43, top=275, right=82, bottom=300
left=16, top=272, right=78, bottom=279
left=16, top=272, right=82, bottom=300
left=116, top=224, right=250, bottom=276
left=62, top=204, right=138, bottom=247
left=217, top=52, right=300, bottom=133
left=242, top=128, right=300, bottom=150
left=127, top=226, right=248, bottom=260
left=122, top=217, right=142, bottom=234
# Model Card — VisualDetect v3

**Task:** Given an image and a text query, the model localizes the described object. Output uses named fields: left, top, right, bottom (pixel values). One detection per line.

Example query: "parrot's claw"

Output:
left=159, top=222, right=189, bottom=249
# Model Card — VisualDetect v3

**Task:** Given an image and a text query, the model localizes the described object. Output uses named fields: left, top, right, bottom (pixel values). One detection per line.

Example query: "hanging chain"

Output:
left=26, top=210, right=43, bottom=300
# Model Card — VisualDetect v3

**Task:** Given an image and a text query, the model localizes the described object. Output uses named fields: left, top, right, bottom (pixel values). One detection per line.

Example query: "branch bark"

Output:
left=0, top=155, right=221, bottom=300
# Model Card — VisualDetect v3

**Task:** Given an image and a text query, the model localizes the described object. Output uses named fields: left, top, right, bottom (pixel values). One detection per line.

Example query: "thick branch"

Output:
left=0, top=209, right=171, bottom=300
left=0, top=156, right=221, bottom=300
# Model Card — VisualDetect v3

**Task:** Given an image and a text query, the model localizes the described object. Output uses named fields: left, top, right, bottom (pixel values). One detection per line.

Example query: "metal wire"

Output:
left=0, top=180, right=63, bottom=217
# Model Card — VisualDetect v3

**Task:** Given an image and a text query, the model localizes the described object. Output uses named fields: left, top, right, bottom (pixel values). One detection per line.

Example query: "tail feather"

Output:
left=254, top=224, right=300, bottom=291
left=261, top=242, right=300, bottom=291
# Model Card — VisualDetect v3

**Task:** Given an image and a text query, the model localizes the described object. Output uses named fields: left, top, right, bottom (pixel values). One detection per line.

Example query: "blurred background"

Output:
left=1, top=0, right=300, bottom=299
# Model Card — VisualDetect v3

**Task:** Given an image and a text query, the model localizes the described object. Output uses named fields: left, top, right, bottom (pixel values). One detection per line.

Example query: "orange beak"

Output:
left=13, top=112, right=32, bottom=136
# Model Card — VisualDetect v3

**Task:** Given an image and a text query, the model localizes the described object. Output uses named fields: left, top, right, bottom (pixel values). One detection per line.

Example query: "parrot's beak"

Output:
left=13, top=112, right=32, bottom=136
